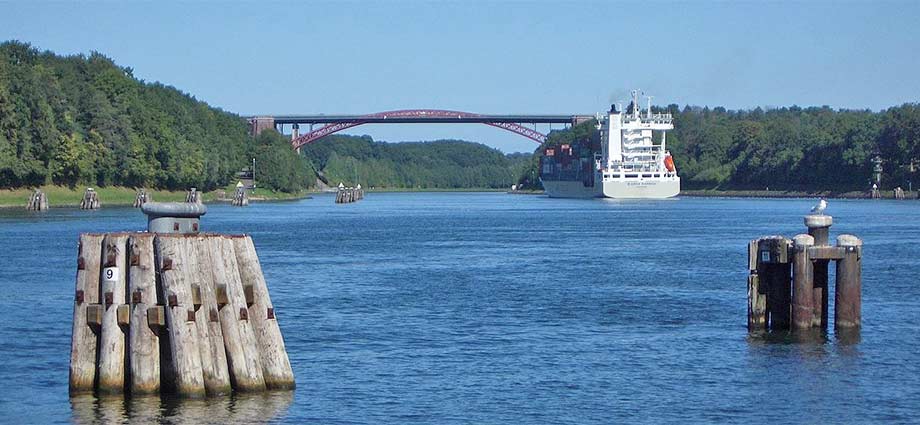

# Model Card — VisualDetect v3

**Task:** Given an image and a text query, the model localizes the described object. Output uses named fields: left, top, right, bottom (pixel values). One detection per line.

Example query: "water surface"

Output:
left=0, top=193, right=917, bottom=423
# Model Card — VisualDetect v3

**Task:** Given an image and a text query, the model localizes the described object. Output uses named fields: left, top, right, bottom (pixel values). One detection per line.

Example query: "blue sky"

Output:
left=3, top=1, right=919, bottom=152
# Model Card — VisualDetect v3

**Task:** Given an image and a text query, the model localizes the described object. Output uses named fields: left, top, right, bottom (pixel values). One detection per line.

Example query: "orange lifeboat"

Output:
left=664, top=154, right=676, bottom=173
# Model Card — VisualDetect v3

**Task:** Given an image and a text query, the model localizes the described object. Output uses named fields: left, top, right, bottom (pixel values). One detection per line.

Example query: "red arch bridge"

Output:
left=247, top=110, right=594, bottom=150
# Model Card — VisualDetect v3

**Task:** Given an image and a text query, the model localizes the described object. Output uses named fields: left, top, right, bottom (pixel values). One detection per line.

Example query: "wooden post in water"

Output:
left=835, top=234, right=863, bottom=329
left=757, top=236, right=792, bottom=330
left=233, top=235, right=296, bottom=389
left=27, top=189, right=49, bottom=211
left=207, top=236, right=266, bottom=391
left=805, top=214, right=832, bottom=329
left=97, top=234, right=128, bottom=393
left=791, top=234, right=815, bottom=330
left=182, top=236, right=232, bottom=395
left=69, top=234, right=104, bottom=393
left=80, top=188, right=100, bottom=210
left=747, top=240, right=767, bottom=331
left=218, top=236, right=267, bottom=391
left=155, top=235, right=206, bottom=397
left=68, top=202, right=295, bottom=397
left=127, top=233, right=160, bottom=394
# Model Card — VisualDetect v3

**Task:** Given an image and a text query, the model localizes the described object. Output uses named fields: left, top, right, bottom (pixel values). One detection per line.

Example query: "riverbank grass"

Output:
left=0, top=185, right=307, bottom=208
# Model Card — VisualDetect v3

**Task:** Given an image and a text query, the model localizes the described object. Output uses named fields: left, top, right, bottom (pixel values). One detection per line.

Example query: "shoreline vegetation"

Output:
left=0, top=185, right=308, bottom=208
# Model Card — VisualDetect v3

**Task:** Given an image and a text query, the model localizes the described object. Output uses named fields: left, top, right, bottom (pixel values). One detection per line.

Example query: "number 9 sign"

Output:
left=103, top=267, right=120, bottom=282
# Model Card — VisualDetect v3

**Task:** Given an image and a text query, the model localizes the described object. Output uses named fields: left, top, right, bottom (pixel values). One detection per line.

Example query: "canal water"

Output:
left=0, top=193, right=918, bottom=423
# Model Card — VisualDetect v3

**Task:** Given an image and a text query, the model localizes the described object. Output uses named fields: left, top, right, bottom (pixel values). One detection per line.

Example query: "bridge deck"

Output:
left=266, top=115, right=585, bottom=125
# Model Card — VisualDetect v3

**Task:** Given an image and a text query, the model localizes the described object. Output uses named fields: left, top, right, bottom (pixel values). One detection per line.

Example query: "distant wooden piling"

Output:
left=806, top=215, right=832, bottom=329
left=186, top=188, right=202, bottom=204
left=69, top=234, right=104, bottom=394
left=748, top=214, right=863, bottom=339
left=68, top=202, right=294, bottom=398
left=791, top=234, right=814, bottom=330
left=80, top=188, right=100, bottom=210
left=758, top=236, right=792, bottom=330
left=835, top=235, right=863, bottom=329
left=97, top=234, right=128, bottom=393
left=133, top=189, right=151, bottom=208
left=27, top=189, right=49, bottom=211
left=335, top=185, right=364, bottom=204
left=233, top=236, right=295, bottom=389
left=231, top=188, right=249, bottom=207
left=127, top=234, right=159, bottom=394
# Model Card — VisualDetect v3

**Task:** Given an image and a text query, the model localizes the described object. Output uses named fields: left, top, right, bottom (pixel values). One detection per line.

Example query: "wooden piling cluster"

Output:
left=133, top=189, right=151, bottom=208
left=747, top=214, right=862, bottom=335
left=335, top=186, right=364, bottom=204
left=231, top=188, right=249, bottom=207
left=186, top=188, right=202, bottom=204
left=69, top=233, right=294, bottom=397
left=80, top=188, right=100, bottom=210
left=26, top=189, right=49, bottom=211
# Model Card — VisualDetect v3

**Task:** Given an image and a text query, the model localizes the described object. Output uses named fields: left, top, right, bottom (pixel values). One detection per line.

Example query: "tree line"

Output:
left=0, top=41, right=305, bottom=192
left=299, top=134, right=528, bottom=189
left=518, top=103, right=920, bottom=191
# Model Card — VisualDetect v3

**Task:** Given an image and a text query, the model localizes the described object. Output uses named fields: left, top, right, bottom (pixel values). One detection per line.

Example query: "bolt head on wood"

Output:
left=267, top=307, right=275, bottom=320
left=86, top=304, right=103, bottom=326
left=239, top=308, right=248, bottom=321
left=168, top=293, right=178, bottom=307
left=187, top=309, right=196, bottom=322
left=132, top=290, right=143, bottom=304
left=117, top=305, right=131, bottom=326
left=75, top=290, right=85, bottom=304
left=243, top=284, right=254, bottom=306
left=147, top=306, right=166, bottom=327
left=216, top=284, right=228, bottom=306
left=104, top=291, right=114, bottom=306
left=190, top=284, right=202, bottom=309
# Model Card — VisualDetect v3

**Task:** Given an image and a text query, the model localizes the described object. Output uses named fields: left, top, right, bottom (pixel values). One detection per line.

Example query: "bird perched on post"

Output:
left=811, top=198, right=828, bottom=215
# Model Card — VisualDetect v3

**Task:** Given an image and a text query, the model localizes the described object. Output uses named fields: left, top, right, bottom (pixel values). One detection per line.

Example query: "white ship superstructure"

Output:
left=541, top=90, right=680, bottom=199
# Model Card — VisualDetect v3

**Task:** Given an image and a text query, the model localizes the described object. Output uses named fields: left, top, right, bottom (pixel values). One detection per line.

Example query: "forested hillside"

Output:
left=518, top=104, right=920, bottom=191
left=300, top=134, right=527, bottom=189
left=0, top=41, right=304, bottom=191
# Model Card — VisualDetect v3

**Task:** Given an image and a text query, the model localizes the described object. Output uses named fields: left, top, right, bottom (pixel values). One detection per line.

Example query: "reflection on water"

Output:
left=70, top=391, right=293, bottom=423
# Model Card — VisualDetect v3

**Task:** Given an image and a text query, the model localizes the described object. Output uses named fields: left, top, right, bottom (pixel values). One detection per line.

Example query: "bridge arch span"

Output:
left=289, top=109, right=552, bottom=149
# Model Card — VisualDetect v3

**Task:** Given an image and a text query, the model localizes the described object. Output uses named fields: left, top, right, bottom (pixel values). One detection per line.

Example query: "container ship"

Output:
left=540, top=90, right=680, bottom=199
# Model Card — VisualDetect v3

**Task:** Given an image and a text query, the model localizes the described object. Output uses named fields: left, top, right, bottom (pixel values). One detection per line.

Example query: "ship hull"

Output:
left=543, top=177, right=680, bottom=199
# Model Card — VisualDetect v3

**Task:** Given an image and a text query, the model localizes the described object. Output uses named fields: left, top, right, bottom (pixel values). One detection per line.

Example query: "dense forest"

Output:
left=299, top=134, right=529, bottom=189
left=0, top=41, right=304, bottom=192
left=518, top=103, right=920, bottom=191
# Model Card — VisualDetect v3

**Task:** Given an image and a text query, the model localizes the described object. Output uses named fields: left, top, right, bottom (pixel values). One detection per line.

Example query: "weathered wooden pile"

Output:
left=69, top=203, right=294, bottom=397
left=80, top=188, right=100, bottom=210
left=747, top=214, right=862, bottom=336
left=26, top=188, right=49, bottom=211
left=231, top=188, right=249, bottom=207
left=335, top=185, right=364, bottom=204
left=133, top=189, right=151, bottom=208
left=186, top=188, right=202, bottom=204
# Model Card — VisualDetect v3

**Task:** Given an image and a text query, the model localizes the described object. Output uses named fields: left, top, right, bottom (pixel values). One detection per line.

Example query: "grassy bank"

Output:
left=0, top=185, right=308, bottom=208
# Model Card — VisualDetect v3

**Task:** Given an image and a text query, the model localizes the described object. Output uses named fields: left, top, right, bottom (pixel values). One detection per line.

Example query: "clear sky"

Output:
left=2, top=0, right=919, bottom=153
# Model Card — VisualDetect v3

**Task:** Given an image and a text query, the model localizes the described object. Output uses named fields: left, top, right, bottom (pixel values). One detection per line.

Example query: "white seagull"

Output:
left=811, top=198, right=828, bottom=215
